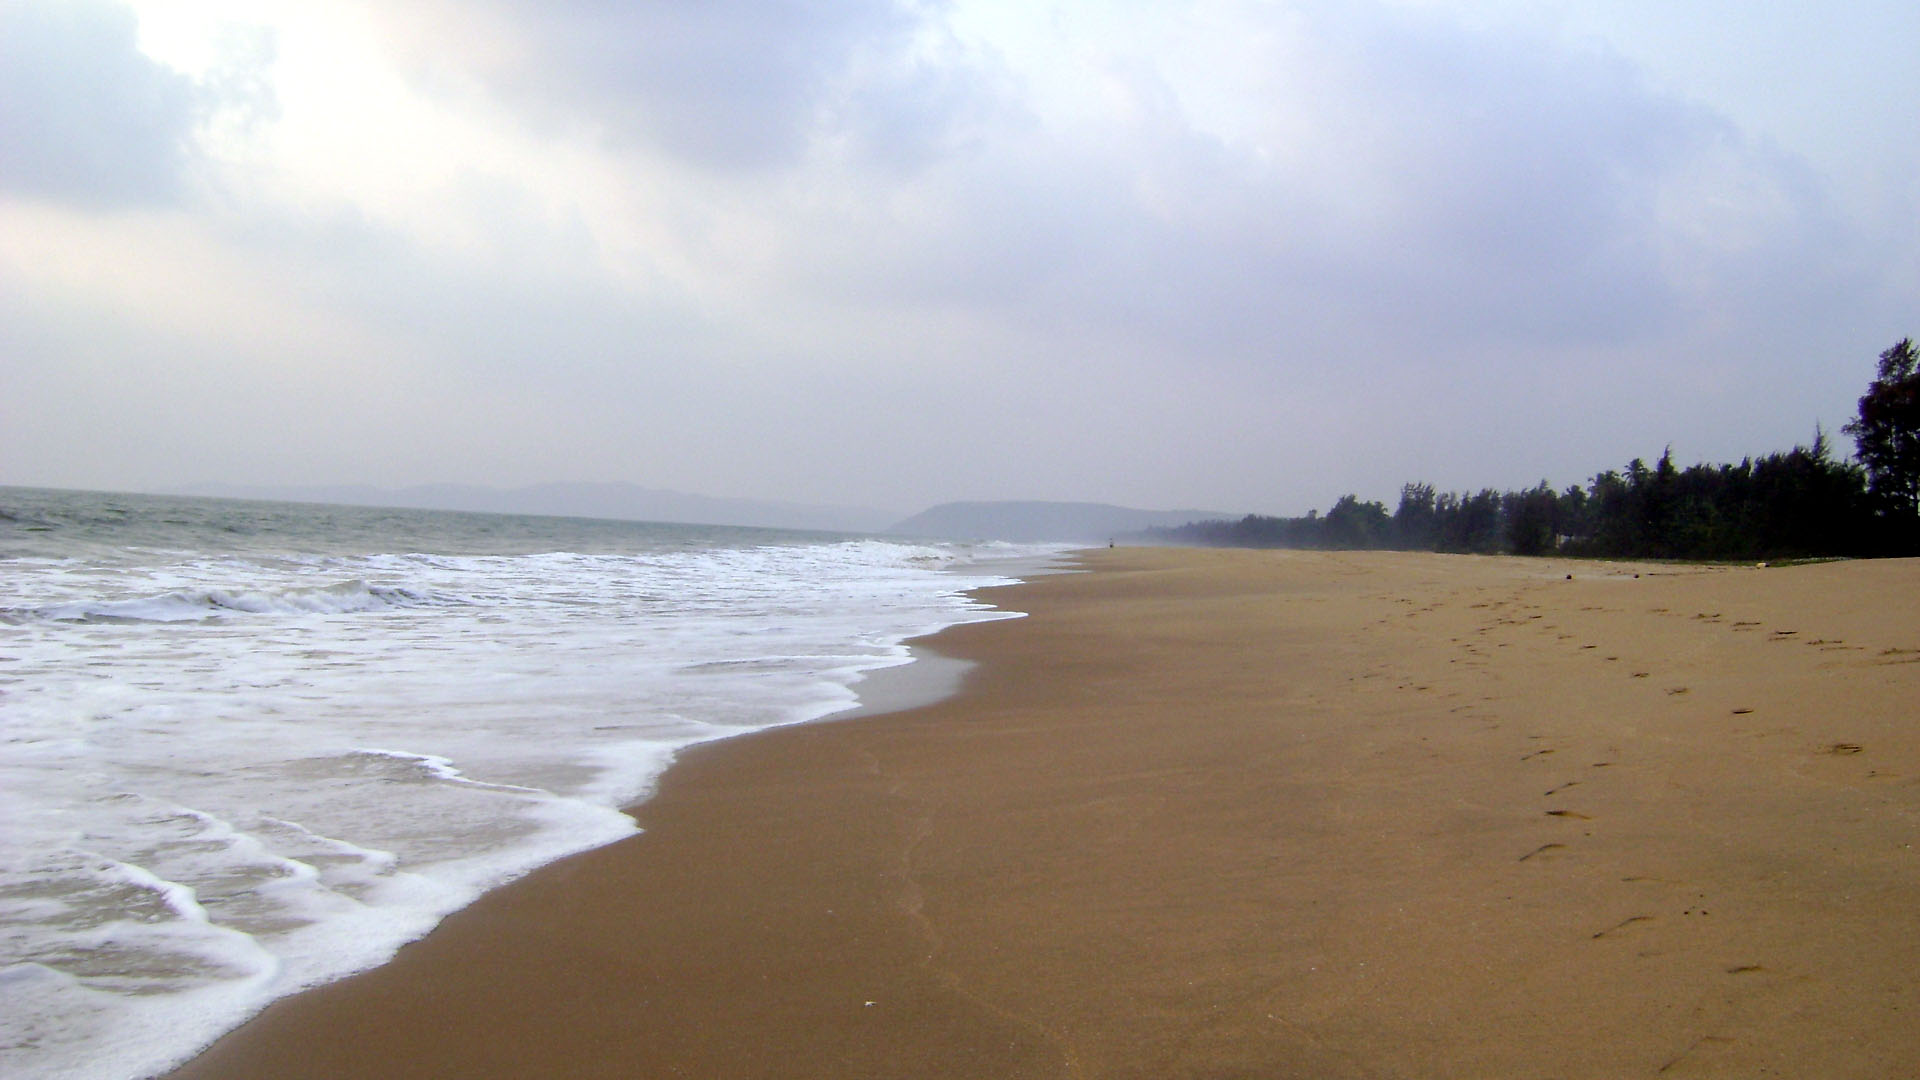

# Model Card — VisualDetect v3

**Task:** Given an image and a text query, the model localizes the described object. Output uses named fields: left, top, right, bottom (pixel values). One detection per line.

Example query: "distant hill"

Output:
left=889, top=501, right=1236, bottom=543
left=170, top=482, right=897, bottom=534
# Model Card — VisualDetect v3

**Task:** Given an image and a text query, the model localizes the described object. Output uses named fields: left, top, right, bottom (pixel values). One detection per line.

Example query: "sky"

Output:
left=3, top=0, right=1915, bottom=517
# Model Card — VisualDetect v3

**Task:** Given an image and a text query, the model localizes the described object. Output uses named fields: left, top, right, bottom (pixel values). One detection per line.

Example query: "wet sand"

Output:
left=168, top=547, right=1920, bottom=1078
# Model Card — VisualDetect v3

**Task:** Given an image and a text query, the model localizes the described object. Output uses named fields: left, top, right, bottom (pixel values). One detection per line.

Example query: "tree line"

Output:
left=1150, top=339, right=1920, bottom=561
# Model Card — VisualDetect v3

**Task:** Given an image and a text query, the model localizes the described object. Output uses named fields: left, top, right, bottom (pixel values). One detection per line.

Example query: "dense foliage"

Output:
left=1843, top=338, right=1920, bottom=521
left=1152, top=341, right=1920, bottom=560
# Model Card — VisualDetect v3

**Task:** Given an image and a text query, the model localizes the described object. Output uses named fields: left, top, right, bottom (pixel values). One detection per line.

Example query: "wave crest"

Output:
left=8, top=580, right=449, bottom=624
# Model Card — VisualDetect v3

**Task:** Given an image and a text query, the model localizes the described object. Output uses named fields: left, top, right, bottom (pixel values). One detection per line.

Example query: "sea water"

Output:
left=0, top=488, right=1065, bottom=1080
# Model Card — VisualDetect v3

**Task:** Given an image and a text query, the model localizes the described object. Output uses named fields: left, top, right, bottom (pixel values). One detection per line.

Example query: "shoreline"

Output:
left=2, top=504, right=1070, bottom=1080
left=139, top=553, right=1059, bottom=1078
left=825, top=546, right=1076, bottom=722
left=828, top=642, right=978, bottom=720
left=167, top=547, right=1920, bottom=1078
left=161, top=561, right=1076, bottom=1080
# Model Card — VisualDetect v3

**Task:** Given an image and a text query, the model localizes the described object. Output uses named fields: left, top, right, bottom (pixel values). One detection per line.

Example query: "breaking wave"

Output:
left=4, top=580, right=452, bottom=624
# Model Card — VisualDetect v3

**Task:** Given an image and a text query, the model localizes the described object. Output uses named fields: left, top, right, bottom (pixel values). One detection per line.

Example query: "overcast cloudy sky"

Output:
left=4, top=0, right=1915, bottom=516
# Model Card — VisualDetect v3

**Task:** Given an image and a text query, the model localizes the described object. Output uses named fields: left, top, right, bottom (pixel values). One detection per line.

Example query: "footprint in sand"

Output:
left=1592, top=915, right=1655, bottom=939
left=1518, top=842, right=1566, bottom=863
left=1657, top=1034, right=1736, bottom=1074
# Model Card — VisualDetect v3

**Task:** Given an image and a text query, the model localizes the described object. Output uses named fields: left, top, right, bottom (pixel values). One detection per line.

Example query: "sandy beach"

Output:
left=167, top=547, right=1920, bottom=1079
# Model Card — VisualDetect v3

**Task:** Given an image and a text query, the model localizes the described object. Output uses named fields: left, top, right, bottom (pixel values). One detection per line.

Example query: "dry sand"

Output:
left=168, top=547, right=1920, bottom=1079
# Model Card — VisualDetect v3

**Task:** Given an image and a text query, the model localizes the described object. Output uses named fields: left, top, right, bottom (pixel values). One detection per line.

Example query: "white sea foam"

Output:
left=0, top=494, right=1070, bottom=1080
left=2, top=579, right=458, bottom=626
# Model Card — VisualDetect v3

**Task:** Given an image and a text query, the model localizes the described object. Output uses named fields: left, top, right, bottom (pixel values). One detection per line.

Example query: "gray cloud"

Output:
left=473, top=0, right=942, bottom=170
left=1295, top=3, right=1702, bottom=341
left=0, top=0, right=199, bottom=205
left=373, top=0, right=1888, bottom=506
left=992, top=4, right=1835, bottom=359
left=612, top=0, right=1859, bottom=387
left=0, top=0, right=277, bottom=208
left=3, top=0, right=1909, bottom=516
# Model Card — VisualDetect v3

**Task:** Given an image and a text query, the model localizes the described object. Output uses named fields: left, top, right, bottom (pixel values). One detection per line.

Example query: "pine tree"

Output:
left=1843, top=339, right=1920, bottom=518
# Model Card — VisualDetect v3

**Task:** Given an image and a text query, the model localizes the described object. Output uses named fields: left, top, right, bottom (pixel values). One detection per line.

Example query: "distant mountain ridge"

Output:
left=170, top=482, right=897, bottom=534
left=889, top=501, right=1235, bottom=542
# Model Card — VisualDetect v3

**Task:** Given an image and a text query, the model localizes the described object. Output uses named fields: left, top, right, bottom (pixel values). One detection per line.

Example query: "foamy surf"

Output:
left=5, top=580, right=445, bottom=624
left=0, top=487, right=1069, bottom=1080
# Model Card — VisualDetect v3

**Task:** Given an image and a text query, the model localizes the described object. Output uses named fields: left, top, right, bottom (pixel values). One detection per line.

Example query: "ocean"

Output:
left=0, top=487, right=1065, bottom=1080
